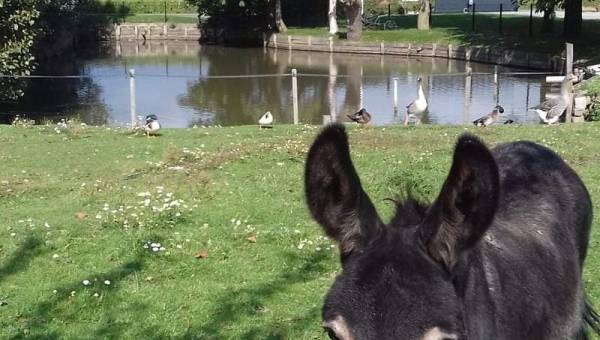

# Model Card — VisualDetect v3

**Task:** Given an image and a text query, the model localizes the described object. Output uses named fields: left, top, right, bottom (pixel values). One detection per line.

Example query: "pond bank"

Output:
left=264, top=33, right=564, bottom=72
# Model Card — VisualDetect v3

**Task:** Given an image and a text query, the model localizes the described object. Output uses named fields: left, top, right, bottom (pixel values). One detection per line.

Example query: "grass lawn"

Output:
left=2, top=122, right=600, bottom=338
left=124, top=13, right=198, bottom=24
left=286, top=14, right=600, bottom=63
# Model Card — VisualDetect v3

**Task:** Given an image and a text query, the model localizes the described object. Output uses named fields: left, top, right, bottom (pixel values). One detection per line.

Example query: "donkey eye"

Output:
left=323, top=326, right=340, bottom=340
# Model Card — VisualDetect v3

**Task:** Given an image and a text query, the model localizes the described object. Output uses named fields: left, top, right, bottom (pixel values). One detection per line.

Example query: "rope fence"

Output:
left=1, top=67, right=569, bottom=127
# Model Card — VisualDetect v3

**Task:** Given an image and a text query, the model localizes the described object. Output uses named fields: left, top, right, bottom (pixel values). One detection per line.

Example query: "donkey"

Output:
left=304, top=124, right=599, bottom=340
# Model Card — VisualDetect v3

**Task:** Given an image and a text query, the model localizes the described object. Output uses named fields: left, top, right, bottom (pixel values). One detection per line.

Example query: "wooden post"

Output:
left=128, top=69, right=136, bottom=128
left=566, top=42, right=573, bottom=76
left=565, top=43, right=574, bottom=123
left=493, top=65, right=499, bottom=105
left=380, top=42, right=385, bottom=54
left=329, top=36, right=333, bottom=53
left=288, top=35, right=292, bottom=51
left=262, top=32, right=267, bottom=48
left=273, top=34, right=277, bottom=49
left=393, top=77, right=398, bottom=111
left=292, top=69, right=299, bottom=124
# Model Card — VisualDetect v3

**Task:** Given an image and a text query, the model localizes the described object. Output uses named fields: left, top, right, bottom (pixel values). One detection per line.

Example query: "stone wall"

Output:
left=112, top=24, right=201, bottom=41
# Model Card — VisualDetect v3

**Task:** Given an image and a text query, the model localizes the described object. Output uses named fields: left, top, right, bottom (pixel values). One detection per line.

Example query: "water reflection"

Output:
left=1, top=40, right=555, bottom=127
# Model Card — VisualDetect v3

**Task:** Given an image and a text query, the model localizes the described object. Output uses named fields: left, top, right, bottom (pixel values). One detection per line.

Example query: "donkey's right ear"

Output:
left=305, top=124, right=382, bottom=257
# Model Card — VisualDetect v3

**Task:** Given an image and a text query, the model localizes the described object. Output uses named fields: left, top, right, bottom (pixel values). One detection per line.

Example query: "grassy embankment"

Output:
left=287, top=14, right=600, bottom=63
left=1, top=122, right=600, bottom=338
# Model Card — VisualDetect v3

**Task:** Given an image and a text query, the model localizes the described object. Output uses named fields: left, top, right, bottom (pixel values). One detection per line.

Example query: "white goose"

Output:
left=258, top=111, right=274, bottom=128
left=404, top=77, right=428, bottom=126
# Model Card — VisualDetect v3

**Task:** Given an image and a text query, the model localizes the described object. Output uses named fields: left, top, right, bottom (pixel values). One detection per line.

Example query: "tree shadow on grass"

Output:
left=182, top=250, right=332, bottom=339
left=8, top=250, right=147, bottom=339
left=0, top=236, right=45, bottom=284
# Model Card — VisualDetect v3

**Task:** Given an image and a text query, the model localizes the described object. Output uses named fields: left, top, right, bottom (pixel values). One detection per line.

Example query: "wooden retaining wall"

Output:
left=265, top=34, right=564, bottom=72
left=112, top=24, right=201, bottom=41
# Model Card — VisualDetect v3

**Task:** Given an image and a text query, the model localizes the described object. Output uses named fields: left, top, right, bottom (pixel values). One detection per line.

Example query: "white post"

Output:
left=292, top=69, right=299, bottom=125
left=328, top=61, right=337, bottom=122
left=464, top=67, right=472, bottom=123
left=129, top=69, right=136, bottom=128
left=393, top=77, right=398, bottom=111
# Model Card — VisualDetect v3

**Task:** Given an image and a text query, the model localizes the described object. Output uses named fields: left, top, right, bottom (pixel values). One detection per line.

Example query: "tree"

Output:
left=329, top=0, right=338, bottom=34
left=417, top=0, right=431, bottom=30
left=0, top=0, right=42, bottom=101
left=269, top=0, right=287, bottom=32
left=340, top=0, right=362, bottom=41
left=563, top=0, right=582, bottom=36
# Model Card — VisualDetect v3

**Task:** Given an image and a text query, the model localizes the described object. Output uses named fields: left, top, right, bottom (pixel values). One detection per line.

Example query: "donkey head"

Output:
left=305, top=124, right=499, bottom=340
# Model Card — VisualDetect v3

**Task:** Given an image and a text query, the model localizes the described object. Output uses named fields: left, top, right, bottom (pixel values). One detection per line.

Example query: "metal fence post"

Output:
left=393, top=77, right=398, bottom=111
left=529, top=4, right=533, bottom=36
left=129, top=69, right=136, bottom=128
left=472, top=4, right=476, bottom=32
left=292, top=69, right=299, bottom=125
left=499, top=4, right=503, bottom=33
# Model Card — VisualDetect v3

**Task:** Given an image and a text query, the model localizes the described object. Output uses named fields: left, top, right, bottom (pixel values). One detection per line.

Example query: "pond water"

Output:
left=1, top=40, right=558, bottom=127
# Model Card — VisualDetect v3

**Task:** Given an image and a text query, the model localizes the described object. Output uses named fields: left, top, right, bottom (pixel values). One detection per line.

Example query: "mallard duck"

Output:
left=258, top=111, right=273, bottom=128
left=347, top=108, right=371, bottom=124
left=144, top=114, right=160, bottom=137
left=504, top=119, right=515, bottom=125
left=404, top=77, right=428, bottom=126
left=473, top=105, right=504, bottom=127
left=530, top=74, right=576, bottom=125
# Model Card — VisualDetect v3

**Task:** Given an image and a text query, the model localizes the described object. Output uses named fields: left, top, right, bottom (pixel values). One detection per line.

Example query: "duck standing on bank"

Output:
left=347, top=108, right=371, bottom=124
left=473, top=105, right=504, bottom=127
left=258, top=111, right=274, bottom=128
left=404, top=77, right=428, bottom=126
left=530, top=74, right=576, bottom=125
left=144, top=114, right=160, bottom=137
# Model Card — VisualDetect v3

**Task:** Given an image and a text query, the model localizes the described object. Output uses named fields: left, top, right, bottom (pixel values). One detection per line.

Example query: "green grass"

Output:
left=2, top=122, right=600, bottom=338
left=287, top=14, right=600, bottom=63
left=124, top=13, right=198, bottom=24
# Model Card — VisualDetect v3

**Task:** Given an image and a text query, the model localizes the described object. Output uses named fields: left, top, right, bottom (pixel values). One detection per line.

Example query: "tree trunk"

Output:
left=268, top=0, right=287, bottom=32
left=541, top=9, right=554, bottom=33
left=274, top=0, right=287, bottom=32
left=563, top=0, right=582, bottom=36
left=343, top=0, right=362, bottom=41
left=329, top=0, right=338, bottom=34
left=417, top=0, right=431, bottom=31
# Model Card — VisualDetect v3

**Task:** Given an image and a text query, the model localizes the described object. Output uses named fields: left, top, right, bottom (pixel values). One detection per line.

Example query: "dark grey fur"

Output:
left=304, top=124, right=599, bottom=340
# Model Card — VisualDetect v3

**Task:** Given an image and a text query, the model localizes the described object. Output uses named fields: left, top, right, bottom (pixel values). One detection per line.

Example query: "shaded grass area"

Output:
left=124, top=13, right=198, bottom=24
left=286, top=14, right=600, bottom=63
left=1, top=123, right=600, bottom=338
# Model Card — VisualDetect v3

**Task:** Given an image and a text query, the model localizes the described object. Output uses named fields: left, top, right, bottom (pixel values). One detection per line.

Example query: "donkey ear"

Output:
left=305, top=124, right=382, bottom=257
left=421, top=134, right=499, bottom=271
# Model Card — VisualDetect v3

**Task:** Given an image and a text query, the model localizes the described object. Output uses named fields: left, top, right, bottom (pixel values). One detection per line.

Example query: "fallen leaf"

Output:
left=74, top=212, right=87, bottom=220
left=247, top=235, right=257, bottom=243
left=194, top=250, right=208, bottom=259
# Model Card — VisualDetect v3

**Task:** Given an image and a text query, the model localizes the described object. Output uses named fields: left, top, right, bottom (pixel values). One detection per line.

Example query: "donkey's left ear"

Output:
left=421, top=134, right=499, bottom=271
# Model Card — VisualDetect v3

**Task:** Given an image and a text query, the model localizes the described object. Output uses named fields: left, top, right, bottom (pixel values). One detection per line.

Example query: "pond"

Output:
left=0, top=40, right=557, bottom=127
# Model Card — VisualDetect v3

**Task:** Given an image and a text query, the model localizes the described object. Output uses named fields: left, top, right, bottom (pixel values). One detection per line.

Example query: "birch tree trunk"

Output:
left=329, top=0, right=338, bottom=34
